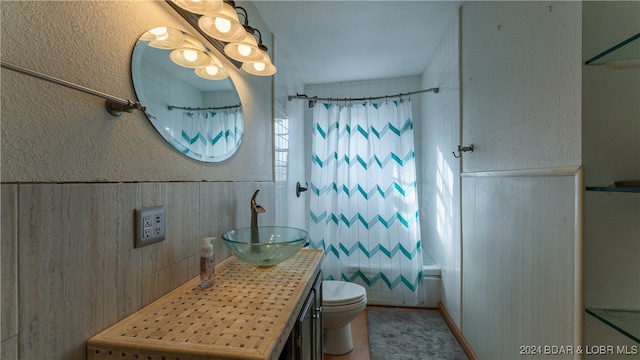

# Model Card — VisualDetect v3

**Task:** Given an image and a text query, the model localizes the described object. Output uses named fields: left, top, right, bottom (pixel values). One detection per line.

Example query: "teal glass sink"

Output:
left=221, top=226, right=309, bottom=266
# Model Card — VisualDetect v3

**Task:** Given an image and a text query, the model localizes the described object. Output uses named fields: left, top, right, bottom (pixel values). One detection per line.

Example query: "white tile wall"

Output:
left=273, top=39, right=306, bottom=229
left=137, top=59, right=202, bottom=124
left=306, top=76, right=421, bottom=100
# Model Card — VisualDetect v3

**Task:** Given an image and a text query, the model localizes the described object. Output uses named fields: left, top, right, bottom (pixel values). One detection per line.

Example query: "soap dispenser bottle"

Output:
left=200, top=237, right=215, bottom=289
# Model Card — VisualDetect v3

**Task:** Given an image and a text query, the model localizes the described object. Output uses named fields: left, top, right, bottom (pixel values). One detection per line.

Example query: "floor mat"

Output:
left=366, top=307, right=468, bottom=360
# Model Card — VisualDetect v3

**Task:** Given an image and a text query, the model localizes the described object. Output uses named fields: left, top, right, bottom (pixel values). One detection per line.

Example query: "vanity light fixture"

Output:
left=242, top=50, right=276, bottom=76
left=172, top=0, right=223, bottom=15
left=141, top=27, right=185, bottom=50
left=242, top=60, right=276, bottom=76
left=169, top=33, right=212, bottom=68
left=197, top=1, right=246, bottom=42
left=224, top=30, right=263, bottom=62
left=240, top=27, right=276, bottom=76
left=195, top=54, right=229, bottom=80
left=195, top=63, right=228, bottom=80
left=139, top=27, right=230, bottom=81
left=170, top=0, right=277, bottom=76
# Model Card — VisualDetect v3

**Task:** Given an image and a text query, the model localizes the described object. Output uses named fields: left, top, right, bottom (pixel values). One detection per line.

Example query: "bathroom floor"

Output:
left=325, top=305, right=466, bottom=360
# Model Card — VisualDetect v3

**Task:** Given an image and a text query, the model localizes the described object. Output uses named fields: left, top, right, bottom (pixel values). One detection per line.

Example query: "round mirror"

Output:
left=131, top=27, right=243, bottom=162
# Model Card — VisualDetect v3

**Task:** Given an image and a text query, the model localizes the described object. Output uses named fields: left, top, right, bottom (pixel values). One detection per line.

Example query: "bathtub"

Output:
left=344, top=253, right=441, bottom=307
left=420, top=253, right=441, bottom=308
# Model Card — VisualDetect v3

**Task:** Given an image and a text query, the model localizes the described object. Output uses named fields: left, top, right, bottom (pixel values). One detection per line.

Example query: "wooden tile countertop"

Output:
left=87, top=249, right=323, bottom=360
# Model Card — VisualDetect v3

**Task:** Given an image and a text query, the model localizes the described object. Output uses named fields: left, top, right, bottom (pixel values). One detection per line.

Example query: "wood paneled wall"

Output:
left=461, top=167, right=582, bottom=359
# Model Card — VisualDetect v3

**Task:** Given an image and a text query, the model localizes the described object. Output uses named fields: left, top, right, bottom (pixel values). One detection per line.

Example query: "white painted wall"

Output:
left=460, top=2, right=583, bottom=358
left=421, top=10, right=462, bottom=327
left=461, top=1, right=582, bottom=173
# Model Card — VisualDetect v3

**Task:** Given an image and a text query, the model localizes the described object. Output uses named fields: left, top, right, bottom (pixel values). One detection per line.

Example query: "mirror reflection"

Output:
left=131, top=27, right=243, bottom=162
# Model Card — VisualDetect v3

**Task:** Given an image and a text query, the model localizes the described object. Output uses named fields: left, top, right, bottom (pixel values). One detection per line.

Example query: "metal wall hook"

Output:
left=453, top=144, right=474, bottom=158
left=296, top=182, right=308, bottom=197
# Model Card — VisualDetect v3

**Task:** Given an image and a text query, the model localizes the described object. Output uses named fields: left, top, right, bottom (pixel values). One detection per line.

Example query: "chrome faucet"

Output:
left=250, top=190, right=266, bottom=251
left=250, top=189, right=266, bottom=229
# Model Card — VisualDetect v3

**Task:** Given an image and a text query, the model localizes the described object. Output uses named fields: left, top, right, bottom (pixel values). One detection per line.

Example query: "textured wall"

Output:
left=0, top=1, right=273, bottom=183
left=461, top=1, right=582, bottom=172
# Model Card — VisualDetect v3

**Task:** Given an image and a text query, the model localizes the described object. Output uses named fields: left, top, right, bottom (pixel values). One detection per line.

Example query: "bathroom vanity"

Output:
left=87, top=249, right=323, bottom=360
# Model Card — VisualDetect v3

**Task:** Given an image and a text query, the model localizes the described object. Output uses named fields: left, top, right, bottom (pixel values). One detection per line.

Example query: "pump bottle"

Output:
left=200, top=237, right=215, bottom=289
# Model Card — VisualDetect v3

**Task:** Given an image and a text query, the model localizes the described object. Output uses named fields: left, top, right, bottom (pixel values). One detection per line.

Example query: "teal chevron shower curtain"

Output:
left=309, top=99, right=423, bottom=306
left=178, top=108, right=243, bottom=160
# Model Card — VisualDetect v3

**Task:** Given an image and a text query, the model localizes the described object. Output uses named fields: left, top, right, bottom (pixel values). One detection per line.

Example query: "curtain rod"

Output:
left=168, top=104, right=241, bottom=111
left=1, top=60, right=145, bottom=117
left=287, top=87, right=439, bottom=106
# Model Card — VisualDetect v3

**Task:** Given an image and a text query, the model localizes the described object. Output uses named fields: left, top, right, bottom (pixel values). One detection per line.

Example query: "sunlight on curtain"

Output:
left=309, top=99, right=423, bottom=306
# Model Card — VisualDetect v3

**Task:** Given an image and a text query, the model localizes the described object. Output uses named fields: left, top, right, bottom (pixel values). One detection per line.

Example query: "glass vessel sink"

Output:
left=221, top=226, right=309, bottom=266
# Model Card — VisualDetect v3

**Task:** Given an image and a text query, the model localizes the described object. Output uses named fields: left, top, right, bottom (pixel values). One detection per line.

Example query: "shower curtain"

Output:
left=178, top=108, right=243, bottom=160
left=309, top=99, right=423, bottom=306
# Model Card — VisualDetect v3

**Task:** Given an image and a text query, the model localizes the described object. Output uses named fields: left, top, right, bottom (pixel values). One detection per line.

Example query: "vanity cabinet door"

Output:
left=295, top=289, right=315, bottom=360
left=293, top=271, right=323, bottom=360
left=312, top=272, right=323, bottom=360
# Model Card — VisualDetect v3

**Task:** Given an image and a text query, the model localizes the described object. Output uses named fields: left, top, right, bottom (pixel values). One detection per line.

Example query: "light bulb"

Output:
left=170, top=35, right=210, bottom=68
left=238, top=44, right=252, bottom=57
left=215, top=17, right=231, bottom=33
left=241, top=51, right=276, bottom=76
left=149, top=27, right=169, bottom=40
left=198, top=3, right=245, bottom=42
left=145, top=27, right=185, bottom=50
left=205, top=65, right=219, bottom=75
left=184, top=50, right=198, bottom=62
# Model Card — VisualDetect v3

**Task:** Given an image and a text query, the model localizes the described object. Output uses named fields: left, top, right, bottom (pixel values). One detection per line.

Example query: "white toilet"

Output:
left=322, top=280, right=368, bottom=355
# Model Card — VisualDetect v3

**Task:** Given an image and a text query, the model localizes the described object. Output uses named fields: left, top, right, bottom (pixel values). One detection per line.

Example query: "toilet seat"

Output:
left=324, top=295, right=366, bottom=308
left=322, top=281, right=367, bottom=306
left=323, top=297, right=367, bottom=313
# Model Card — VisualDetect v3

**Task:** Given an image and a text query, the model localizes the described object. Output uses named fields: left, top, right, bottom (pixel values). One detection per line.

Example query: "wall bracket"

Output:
left=453, top=144, right=474, bottom=158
